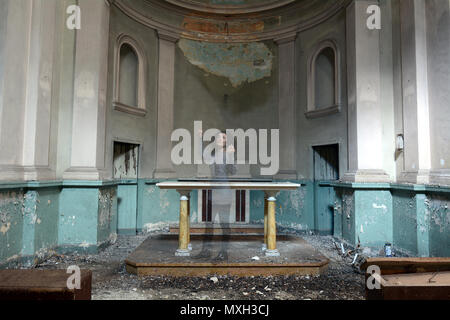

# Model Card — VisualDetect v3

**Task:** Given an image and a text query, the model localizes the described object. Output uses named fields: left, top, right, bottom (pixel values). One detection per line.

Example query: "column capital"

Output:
left=177, top=190, right=192, bottom=198
left=274, top=32, right=297, bottom=45
left=264, top=190, right=279, bottom=199
left=157, top=30, right=180, bottom=43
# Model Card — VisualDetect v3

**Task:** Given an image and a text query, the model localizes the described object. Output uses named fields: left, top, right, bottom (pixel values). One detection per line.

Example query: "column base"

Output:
left=0, top=166, right=24, bottom=181
left=265, top=249, right=280, bottom=257
left=23, top=166, right=55, bottom=181
left=153, top=169, right=178, bottom=179
left=398, top=170, right=432, bottom=185
left=342, top=170, right=391, bottom=183
left=0, top=166, right=56, bottom=181
left=175, top=249, right=190, bottom=257
left=274, top=170, right=298, bottom=180
left=63, top=167, right=105, bottom=180
left=429, top=170, right=450, bottom=187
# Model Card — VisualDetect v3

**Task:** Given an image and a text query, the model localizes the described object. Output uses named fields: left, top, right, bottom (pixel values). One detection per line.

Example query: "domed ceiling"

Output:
left=163, top=0, right=297, bottom=14
left=112, top=0, right=350, bottom=42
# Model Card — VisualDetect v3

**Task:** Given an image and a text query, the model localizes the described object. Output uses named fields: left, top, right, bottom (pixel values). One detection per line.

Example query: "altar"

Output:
left=156, top=180, right=301, bottom=257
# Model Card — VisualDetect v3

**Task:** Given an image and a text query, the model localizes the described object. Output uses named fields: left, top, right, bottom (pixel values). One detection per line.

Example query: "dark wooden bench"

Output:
left=361, top=258, right=450, bottom=300
left=375, top=271, right=450, bottom=300
left=0, top=269, right=92, bottom=300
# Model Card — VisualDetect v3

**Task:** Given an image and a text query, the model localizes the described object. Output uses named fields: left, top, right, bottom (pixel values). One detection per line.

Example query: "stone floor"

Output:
left=33, top=230, right=367, bottom=300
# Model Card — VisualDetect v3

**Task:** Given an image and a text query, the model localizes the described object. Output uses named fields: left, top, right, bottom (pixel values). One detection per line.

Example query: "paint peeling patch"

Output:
left=98, top=188, right=115, bottom=227
left=178, top=39, right=273, bottom=87
left=284, top=222, right=309, bottom=231
left=79, top=241, right=91, bottom=248
left=372, top=203, right=387, bottom=210
left=6, top=254, right=19, bottom=262
left=287, top=188, right=305, bottom=215
left=143, top=221, right=176, bottom=233
left=109, top=232, right=118, bottom=244
left=0, top=222, right=11, bottom=235
left=0, top=191, right=23, bottom=234
left=23, top=191, right=38, bottom=225
left=427, top=196, right=450, bottom=234
left=159, top=190, right=171, bottom=215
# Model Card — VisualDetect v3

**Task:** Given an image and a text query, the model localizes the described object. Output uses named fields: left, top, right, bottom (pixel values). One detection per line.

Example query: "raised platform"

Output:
left=169, top=223, right=264, bottom=235
left=125, top=234, right=329, bottom=277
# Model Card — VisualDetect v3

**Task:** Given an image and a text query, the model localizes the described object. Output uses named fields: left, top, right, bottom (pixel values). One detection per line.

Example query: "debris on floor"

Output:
left=31, top=232, right=366, bottom=300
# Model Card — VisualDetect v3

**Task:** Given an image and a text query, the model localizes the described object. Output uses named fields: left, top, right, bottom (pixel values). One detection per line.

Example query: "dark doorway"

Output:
left=313, top=144, right=339, bottom=235
left=113, top=141, right=139, bottom=235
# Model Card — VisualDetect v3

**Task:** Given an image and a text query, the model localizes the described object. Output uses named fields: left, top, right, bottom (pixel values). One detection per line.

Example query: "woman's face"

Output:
left=216, top=133, right=227, bottom=148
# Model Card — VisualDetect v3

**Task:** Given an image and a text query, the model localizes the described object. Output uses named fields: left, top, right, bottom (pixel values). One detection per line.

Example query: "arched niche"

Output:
left=114, top=34, right=147, bottom=116
left=306, top=40, right=340, bottom=119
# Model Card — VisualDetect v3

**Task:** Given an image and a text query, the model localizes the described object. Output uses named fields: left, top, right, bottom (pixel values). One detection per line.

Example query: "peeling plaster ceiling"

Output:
left=178, top=39, right=273, bottom=87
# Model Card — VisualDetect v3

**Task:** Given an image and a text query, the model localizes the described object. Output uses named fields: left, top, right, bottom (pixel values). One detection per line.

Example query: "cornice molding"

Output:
left=113, top=0, right=352, bottom=43
left=162, top=0, right=296, bottom=15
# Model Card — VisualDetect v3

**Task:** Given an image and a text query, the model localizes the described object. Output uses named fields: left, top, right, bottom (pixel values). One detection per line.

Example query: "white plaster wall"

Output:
left=426, top=0, right=450, bottom=183
left=0, top=0, right=73, bottom=181
left=379, top=0, right=397, bottom=181
left=54, top=0, right=77, bottom=178
left=63, top=0, right=111, bottom=180
left=21, top=0, right=57, bottom=181
left=0, top=0, right=8, bottom=135
left=391, top=0, right=406, bottom=178
left=0, top=0, right=31, bottom=168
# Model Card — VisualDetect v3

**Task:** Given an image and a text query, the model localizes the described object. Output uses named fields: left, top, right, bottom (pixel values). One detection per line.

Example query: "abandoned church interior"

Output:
left=0, top=0, right=449, bottom=301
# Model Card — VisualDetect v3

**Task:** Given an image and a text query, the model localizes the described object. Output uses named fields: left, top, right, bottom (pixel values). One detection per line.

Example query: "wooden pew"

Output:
left=0, top=269, right=92, bottom=300
left=361, top=257, right=450, bottom=300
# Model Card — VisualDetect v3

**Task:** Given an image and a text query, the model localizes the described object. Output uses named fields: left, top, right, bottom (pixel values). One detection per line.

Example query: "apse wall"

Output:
left=1, top=0, right=449, bottom=267
left=102, top=2, right=351, bottom=235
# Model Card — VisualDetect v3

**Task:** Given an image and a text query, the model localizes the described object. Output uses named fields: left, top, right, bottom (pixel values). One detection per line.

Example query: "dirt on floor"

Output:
left=33, top=231, right=368, bottom=300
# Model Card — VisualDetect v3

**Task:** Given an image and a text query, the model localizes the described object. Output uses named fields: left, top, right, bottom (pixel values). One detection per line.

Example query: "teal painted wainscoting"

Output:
left=333, top=183, right=450, bottom=257
left=248, top=180, right=314, bottom=232
left=58, top=184, right=117, bottom=254
left=117, top=182, right=138, bottom=235
left=0, top=181, right=118, bottom=266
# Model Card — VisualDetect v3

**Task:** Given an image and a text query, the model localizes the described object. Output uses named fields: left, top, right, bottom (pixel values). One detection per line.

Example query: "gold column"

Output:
left=265, top=194, right=280, bottom=257
left=175, top=191, right=191, bottom=256
left=263, top=195, right=268, bottom=250
left=187, top=195, right=191, bottom=251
